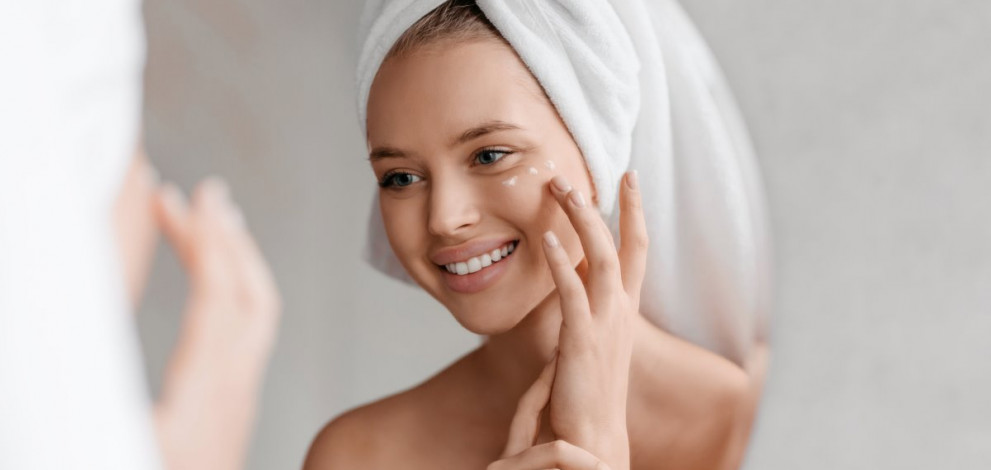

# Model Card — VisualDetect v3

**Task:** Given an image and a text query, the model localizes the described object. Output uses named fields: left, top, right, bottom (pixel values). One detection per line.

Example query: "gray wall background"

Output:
left=138, top=1, right=991, bottom=469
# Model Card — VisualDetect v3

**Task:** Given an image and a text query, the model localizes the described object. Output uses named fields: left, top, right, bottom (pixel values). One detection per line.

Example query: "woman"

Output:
left=305, top=0, right=769, bottom=468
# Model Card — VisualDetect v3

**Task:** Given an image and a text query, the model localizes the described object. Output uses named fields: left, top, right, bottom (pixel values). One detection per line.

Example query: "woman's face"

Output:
left=366, top=38, right=596, bottom=335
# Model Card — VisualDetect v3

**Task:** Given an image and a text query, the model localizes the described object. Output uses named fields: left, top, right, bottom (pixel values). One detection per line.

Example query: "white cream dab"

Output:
left=527, top=167, right=538, bottom=175
left=544, top=160, right=556, bottom=170
left=502, top=176, right=518, bottom=187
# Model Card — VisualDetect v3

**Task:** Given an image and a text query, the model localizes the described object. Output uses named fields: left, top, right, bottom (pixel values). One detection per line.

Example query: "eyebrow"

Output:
left=368, top=120, right=522, bottom=162
left=368, top=147, right=406, bottom=162
left=452, top=121, right=521, bottom=146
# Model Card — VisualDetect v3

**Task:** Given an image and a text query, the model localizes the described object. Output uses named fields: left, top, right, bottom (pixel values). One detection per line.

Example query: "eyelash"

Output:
left=473, top=148, right=512, bottom=166
left=378, top=148, right=514, bottom=189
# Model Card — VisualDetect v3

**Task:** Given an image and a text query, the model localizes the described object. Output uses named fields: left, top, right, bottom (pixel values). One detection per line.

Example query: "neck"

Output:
left=477, top=287, right=563, bottom=404
left=473, top=257, right=591, bottom=408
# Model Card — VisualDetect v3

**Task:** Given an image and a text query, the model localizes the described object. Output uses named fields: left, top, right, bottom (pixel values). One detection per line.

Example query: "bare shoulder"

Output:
left=304, top=350, right=490, bottom=470
left=634, top=320, right=750, bottom=408
left=630, top=320, right=757, bottom=469
left=303, top=391, right=419, bottom=469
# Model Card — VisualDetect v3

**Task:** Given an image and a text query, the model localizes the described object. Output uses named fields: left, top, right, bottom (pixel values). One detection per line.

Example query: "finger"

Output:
left=490, top=440, right=609, bottom=470
left=185, top=178, right=239, bottom=297
left=542, top=231, right=592, bottom=331
left=503, top=353, right=559, bottom=458
left=219, top=196, right=282, bottom=321
left=617, top=171, right=648, bottom=303
left=154, top=182, right=193, bottom=266
left=547, top=176, right=623, bottom=300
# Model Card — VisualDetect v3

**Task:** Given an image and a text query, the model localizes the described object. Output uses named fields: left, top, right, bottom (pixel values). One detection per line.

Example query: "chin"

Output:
left=446, top=302, right=530, bottom=336
left=440, top=280, right=554, bottom=336
left=403, top=247, right=555, bottom=335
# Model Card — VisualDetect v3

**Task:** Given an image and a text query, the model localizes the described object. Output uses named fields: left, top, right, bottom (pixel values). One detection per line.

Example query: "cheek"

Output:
left=380, top=199, right=426, bottom=268
left=486, top=161, right=585, bottom=266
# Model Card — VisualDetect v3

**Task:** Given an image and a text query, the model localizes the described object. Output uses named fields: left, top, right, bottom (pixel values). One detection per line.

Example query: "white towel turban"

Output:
left=0, top=1, right=162, bottom=468
left=357, top=0, right=771, bottom=366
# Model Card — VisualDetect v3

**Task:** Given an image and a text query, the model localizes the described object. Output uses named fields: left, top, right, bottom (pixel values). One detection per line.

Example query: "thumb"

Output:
left=502, top=351, right=558, bottom=458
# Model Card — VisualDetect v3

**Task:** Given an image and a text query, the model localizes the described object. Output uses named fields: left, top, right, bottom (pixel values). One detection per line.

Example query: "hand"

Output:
left=541, top=170, right=648, bottom=470
left=488, top=355, right=612, bottom=470
left=151, top=179, right=281, bottom=470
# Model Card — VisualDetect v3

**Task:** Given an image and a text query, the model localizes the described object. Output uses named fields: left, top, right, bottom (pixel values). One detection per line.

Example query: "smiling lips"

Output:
left=430, top=239, right=520, bottom=294
left=442, top=240, right=517, bottom=275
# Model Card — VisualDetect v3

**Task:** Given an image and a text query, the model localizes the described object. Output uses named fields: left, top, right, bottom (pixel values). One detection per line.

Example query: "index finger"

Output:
left=547, top=176, right=623, bottom=298
left=617, top=170, right=648, bottom=302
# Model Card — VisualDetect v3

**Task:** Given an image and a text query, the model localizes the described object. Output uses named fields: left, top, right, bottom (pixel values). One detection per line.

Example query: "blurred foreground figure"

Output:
left=0, top=2, right=281, bottom=469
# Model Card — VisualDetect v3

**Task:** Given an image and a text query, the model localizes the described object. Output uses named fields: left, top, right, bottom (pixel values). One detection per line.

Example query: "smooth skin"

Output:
left=305, top=38, right=759, bottom=470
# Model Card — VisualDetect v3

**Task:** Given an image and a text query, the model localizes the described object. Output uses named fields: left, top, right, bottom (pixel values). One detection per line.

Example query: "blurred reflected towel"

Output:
left=356, top=0, right=772, bottom=366
left=0, top=2, right=162, bottom=468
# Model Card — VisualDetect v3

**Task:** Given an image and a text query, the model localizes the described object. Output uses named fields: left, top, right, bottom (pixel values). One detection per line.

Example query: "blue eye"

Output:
left=475, top=149, right=511, bottom=165
left=379, top=171, right=421, bottom=188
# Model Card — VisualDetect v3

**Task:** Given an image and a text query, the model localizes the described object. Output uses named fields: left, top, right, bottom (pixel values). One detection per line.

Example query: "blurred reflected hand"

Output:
left=151, top=179, right=281, bottom=470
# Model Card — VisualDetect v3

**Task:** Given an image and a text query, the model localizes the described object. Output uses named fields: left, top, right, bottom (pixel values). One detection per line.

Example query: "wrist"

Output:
left=569, top=422, right=629, bottom=470
left=593, top=427, right=631, bottom=470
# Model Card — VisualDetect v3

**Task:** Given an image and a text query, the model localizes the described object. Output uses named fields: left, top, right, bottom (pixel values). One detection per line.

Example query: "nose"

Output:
left=427, top=174, right=481, bottom=239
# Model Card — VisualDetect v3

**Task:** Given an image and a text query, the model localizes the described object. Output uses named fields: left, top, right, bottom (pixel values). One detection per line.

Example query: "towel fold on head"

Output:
left=357, top=0, right=771, bottom=366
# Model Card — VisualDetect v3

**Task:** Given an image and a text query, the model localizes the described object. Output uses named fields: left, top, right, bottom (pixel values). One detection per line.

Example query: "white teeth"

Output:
left=444, top=241, right=517, bottom=276
left=467, top=258, right=482, bottom=273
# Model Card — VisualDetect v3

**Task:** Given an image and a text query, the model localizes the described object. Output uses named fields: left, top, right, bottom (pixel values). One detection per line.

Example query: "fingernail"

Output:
left=543, top=231, right=559, bottom=248
left=626, top=170, right=638, bottom=190
left=551, top=175, right=572, bottom=193
left=569, top=190, right=586, bottom=208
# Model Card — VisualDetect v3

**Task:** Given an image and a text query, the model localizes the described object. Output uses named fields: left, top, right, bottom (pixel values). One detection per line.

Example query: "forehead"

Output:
left=366, top=39, right=554, bottom=148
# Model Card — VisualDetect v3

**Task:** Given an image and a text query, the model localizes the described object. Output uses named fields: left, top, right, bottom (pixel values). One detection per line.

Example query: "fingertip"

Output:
left=203, top=176, right=230, bottom=198
left=550, top=175, right=572, bottom=193
left=621, top=171, right=645, bottom=216
left=192, top=176, right=229, bottom=209
left=568, top=189, right=587, bottom=208
left=543, top=230, right=560, bottom=249
left=156, top=182, right=187, bottom=219
left=160, top=181, right=185, bottom=202
left=228, top=204, right=246, bottom=229
left=154, top=183, right=194, bottom=261
left=625, top=169, right=639, bottom=190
